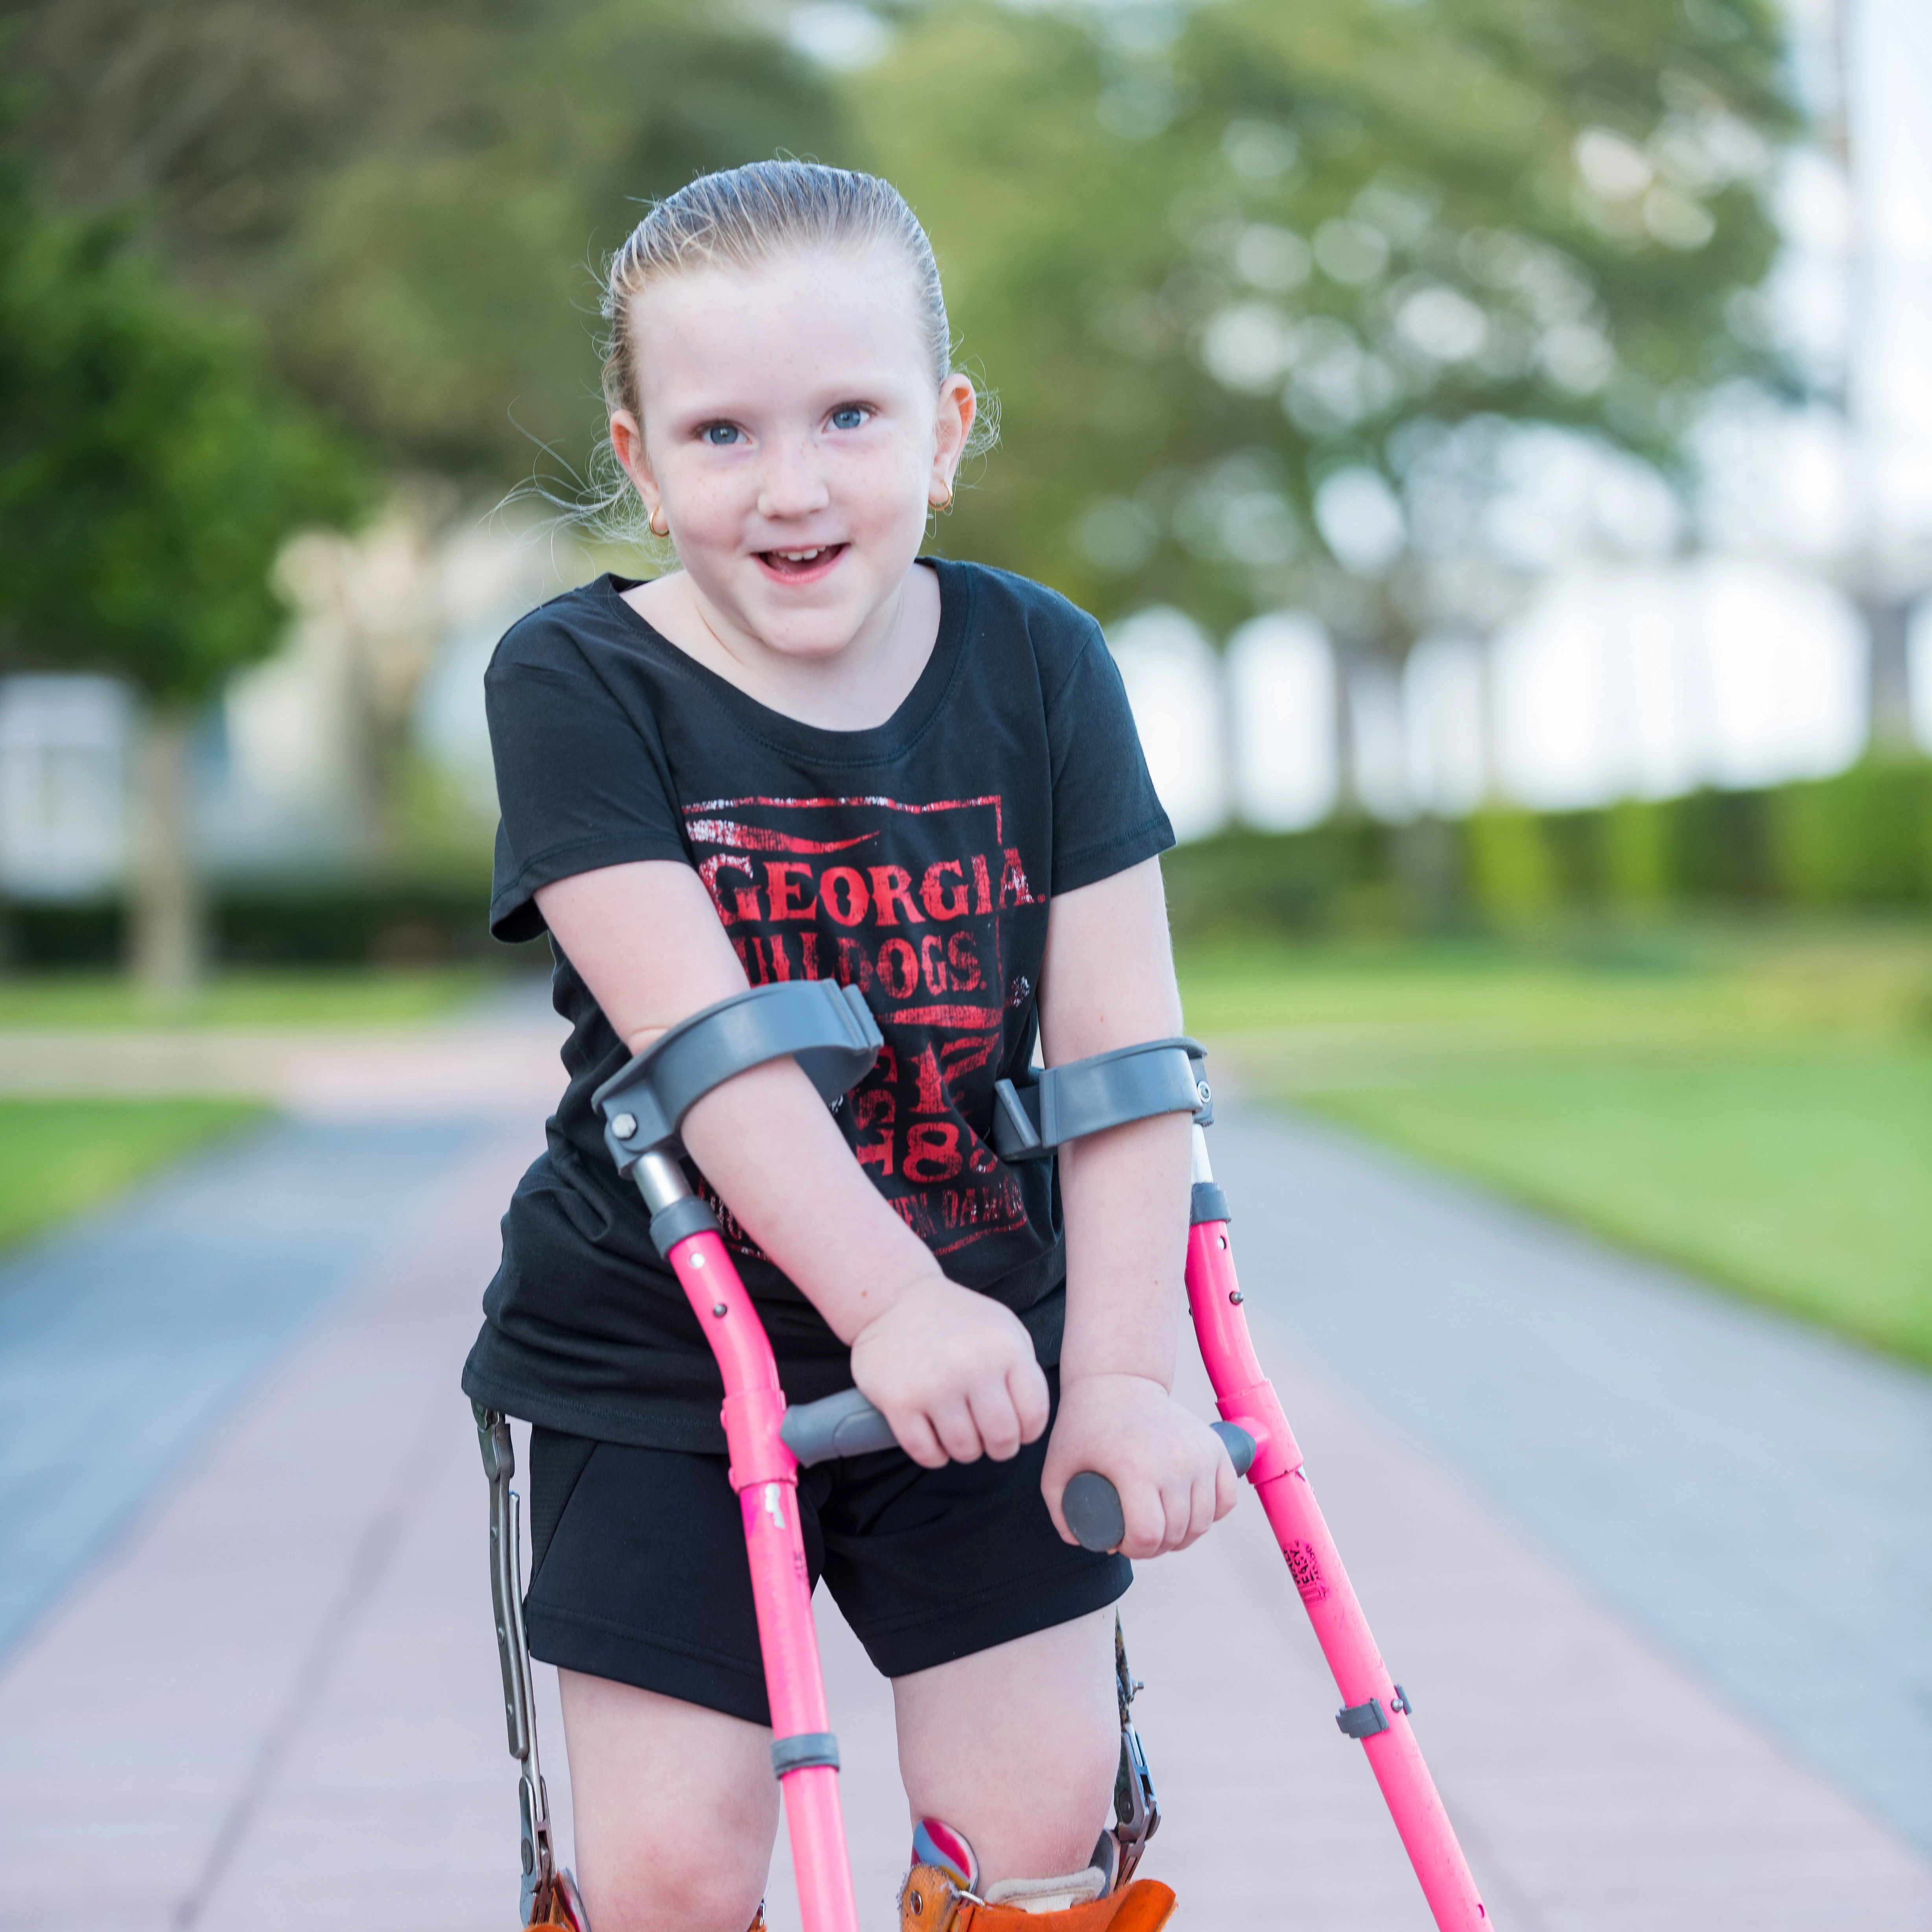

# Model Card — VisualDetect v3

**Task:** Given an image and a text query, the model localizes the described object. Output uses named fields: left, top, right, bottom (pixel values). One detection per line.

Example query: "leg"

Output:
left=559, top=1669, right=778, bottom=1932
left=892, top=1608, right=1120, bottom=1887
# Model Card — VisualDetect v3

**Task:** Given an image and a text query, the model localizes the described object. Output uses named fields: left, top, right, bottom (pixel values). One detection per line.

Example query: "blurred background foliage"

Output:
left=4, top=0, right=842, bottom=476
left=3, top=0, right=1910, bottom=969
left=0, top=0, right=1927, bottom=1362
left=873, top=0, right=1797, bottom=648
left=5, top=0, right=1799, bottom=570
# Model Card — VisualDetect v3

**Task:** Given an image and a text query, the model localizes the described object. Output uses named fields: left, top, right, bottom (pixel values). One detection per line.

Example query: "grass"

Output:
left=1175, top=922, right=1932, bottom=1366
left=0, top=965, right=516, bottom=1250
left=0, top=966, right=499, bottom=1030
left=0, top=1098, right=268, bottom=1254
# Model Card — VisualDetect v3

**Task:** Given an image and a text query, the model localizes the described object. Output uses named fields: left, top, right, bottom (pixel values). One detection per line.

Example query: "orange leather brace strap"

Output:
left=901, top=1865, right=1176, bottom=1932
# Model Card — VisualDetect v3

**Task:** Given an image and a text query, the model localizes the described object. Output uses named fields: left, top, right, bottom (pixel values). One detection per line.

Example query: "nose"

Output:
left=756, top=435, right=831, bottom=523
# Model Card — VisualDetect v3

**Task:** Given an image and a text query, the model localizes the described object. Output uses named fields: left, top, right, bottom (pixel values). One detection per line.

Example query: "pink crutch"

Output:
left=477, top=979, right=1488, bottom=1930
left=989, top=1041, right=1489, bottom=1928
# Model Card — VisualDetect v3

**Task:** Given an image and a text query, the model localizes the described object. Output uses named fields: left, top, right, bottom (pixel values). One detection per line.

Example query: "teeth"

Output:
left=773, top=547, right=829, bottom=562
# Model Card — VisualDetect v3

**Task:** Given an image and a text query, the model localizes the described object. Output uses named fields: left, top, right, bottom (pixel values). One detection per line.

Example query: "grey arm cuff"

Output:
left=991, top=1037, right=1211, bottom=1161
left=594, top=979, right=882, bottom=1176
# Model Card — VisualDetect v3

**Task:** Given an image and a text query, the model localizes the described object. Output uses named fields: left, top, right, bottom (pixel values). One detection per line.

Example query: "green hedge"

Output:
left=4, top=758, right=1927, bottom=966
left=1164, top=756, right=1932, bottom=938
left=0, top=872, right=507, bottom=970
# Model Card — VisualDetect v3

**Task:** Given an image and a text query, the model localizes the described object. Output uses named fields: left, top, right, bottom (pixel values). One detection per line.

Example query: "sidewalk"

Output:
left=1207, top=1104, right=1932, bottom=1861
left=0, top=1058, right=1926, bottom=1927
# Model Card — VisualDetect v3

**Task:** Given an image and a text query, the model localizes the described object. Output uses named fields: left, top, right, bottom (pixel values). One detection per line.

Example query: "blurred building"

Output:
left=1108, top=568, right=1931, bottom=842
left=0, top=501, right=559, bottom=906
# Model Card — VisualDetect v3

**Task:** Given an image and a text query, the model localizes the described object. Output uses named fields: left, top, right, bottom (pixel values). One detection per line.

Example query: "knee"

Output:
left=560, top=1673, right=776, bottom=1932
left=579, top=1820, right=768, bottom=1932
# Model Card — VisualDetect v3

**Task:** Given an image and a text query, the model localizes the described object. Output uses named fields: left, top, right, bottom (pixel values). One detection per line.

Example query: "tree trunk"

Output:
left=126, top=704, right=204, bottom=999
left=1859, top=590, right=1919, bottom=757
left=1329, top=632, right=1359, bottom=815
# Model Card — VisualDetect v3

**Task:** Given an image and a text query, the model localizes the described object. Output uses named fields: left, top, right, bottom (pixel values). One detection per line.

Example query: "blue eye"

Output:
left=830, top=406, right=868, bottom=431
left=701, top=423, right=741, bottom=446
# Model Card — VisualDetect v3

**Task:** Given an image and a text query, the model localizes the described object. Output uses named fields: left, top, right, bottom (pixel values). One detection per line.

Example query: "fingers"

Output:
left=853, top=1280, right=1043, bottom=1469
left=920, top=1361, right=1043, bottom=1466
left=1011, top=1361, right=1052, bottom=1445
left=1115, top=1438, right=1241, bottom=1557
left=966, top=1381, right=1024, bottom=1462
left=927, top=1394, right=983, bottom=1464
left=1214, top=1448, right=1241, bottom=1521
left=891, top=1407, right=948, bottom=1470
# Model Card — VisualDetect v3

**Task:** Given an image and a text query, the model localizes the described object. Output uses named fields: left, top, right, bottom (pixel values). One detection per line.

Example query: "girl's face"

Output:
left=611, top=244, right=975, bottom=668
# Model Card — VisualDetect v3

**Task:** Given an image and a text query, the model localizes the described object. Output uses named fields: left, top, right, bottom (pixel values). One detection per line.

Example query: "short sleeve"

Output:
left=485, top=621, right=690, bottom=943
left=1044, top=619, right=1175, bottom=894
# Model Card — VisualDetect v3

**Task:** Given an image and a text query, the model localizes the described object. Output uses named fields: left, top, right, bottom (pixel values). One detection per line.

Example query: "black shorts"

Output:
left=524, top=1370, right=1130, bottom=1726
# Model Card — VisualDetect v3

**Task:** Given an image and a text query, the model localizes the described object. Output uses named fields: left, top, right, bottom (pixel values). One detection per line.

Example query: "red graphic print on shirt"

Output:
left=684, top=793, right=1039, bottom=1258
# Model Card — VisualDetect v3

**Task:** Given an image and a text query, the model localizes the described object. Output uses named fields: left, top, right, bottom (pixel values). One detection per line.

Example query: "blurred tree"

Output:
left=4, top=0, right=844, bottom=480
left=0, top=152, right=361, bottom=993
left=859, top=0, right=1801, bottom=804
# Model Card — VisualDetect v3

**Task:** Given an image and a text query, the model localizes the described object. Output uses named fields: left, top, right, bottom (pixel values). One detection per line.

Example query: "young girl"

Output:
left=463, top=160, right=1237, bottom=1932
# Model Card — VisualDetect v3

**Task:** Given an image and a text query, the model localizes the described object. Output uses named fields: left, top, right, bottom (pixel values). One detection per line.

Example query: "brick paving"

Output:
left=1206, top=1104, right=1932, bottom=1861
left=0, top=1042, right=1927, bottom=1928
left=0, top=1117, right=487, bottom=1656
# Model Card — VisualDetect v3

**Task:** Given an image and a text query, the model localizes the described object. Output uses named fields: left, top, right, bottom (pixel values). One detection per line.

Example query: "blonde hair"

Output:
left=602, top=160, right=955, bottom=423
left=563, top=162, right=993, bottom=555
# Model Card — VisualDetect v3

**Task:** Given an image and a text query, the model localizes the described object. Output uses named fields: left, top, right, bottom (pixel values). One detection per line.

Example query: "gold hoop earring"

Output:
left=929, top=481, right=954, bottom=514
left=648, top=503, right=669, bottom=538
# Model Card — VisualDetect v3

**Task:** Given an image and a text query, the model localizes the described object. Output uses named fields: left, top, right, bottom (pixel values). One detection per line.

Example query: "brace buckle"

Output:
left=1110, top=1615, right=1161, bottom=1886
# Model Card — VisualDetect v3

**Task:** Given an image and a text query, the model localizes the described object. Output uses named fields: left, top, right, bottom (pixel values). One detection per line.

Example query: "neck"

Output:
left=623, top=564, right=940, bottom=732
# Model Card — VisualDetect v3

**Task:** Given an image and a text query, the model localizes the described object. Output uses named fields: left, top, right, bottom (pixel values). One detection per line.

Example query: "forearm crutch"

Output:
left=988, top=1050, right=1491, bottom=1929
left=584, top=981, right=1173, bottom=1932
left=478, top=979, right=1488, bottom=1930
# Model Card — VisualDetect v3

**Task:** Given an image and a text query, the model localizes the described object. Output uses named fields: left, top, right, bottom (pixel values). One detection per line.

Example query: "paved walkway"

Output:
left=0, top=1032, right=1926, bottom=1928
left=1207, top=1105, right=1932, bottom=1860
left=0, top=1119, right=489, bottom=1657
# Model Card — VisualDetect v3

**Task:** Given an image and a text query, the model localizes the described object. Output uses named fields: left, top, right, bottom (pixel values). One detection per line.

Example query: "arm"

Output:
left=537, top=860, right=1048, bottom=1467
left=1035, top=855, right=1238, bottom=1556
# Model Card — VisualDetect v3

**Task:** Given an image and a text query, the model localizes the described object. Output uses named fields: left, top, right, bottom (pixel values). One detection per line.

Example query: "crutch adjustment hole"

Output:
left=1228, top=1289, right=1243, bottom=1304
left=712, top=1302, right=728, bottom=1318
left=1217, top=1234, right=1228, bottom=1249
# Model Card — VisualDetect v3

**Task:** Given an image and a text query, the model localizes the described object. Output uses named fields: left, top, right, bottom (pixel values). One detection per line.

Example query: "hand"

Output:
left=1041, top=1373, right=1238, bottom=1558
left=849, top=1275, right=1051, bottom=1468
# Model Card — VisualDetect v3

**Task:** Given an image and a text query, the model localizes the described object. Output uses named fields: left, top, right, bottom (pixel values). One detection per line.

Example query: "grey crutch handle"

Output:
left=1060, top=1423, right=1255, bottom=1551
left=781, top=1386, right=1255, bottom=1551
left=780, top=1384, right=902, bottom=1465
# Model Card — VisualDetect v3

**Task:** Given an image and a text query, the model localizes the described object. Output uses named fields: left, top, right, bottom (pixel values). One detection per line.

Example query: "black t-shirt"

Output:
left=461, top=559, right=1173, bottom=1449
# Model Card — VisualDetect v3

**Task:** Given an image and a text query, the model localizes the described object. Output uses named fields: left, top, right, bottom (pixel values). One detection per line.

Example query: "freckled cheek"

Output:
left=836, top=457, right=933, bottom=543
left=663, top=471, right=750, bottom=548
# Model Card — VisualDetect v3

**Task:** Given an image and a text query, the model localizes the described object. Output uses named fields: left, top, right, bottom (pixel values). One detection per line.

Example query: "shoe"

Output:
left=899, top=1819, right=1174, bottom=1930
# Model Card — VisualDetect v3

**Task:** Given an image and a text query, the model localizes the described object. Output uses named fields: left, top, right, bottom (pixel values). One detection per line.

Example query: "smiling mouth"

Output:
left=757, top=543, right=847, bottom=581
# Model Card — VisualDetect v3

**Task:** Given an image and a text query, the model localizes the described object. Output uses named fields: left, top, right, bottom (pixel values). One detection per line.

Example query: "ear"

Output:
left=929, top=373, right=977, bottom=504
left=609, top=409, right=663, bottom=522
